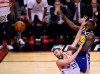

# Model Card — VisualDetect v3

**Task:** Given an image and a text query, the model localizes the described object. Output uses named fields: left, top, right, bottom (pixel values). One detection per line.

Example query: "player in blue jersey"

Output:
left=57, top=10, right=96, bottom=74
left=52, top=16, right=87, bottom=74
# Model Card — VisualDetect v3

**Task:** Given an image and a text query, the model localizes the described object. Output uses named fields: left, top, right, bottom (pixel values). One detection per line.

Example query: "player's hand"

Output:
left=79, top=16, right=88, bottom=26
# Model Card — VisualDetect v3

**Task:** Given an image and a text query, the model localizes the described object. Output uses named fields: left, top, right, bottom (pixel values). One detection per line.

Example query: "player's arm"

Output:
left=72, top=16, right=87, bottom=47
left=56, top=44, right=83, bottom=67
left=65, top=25, right=84, bottom=51
left=63, top=14, right=79, bottom=31
left=71, top=26, right=84, bottom=47
left=58, top=10, right=79, bottom=31
left=81, top=34, right=95, bottom=51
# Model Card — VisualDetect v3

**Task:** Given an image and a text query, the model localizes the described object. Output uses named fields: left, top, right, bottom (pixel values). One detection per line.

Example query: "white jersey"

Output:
left=27, top=0, right=48, bottom=21
left=60, top=55, right=80, bottom=74
left=0, top=0, right=11, bottom=16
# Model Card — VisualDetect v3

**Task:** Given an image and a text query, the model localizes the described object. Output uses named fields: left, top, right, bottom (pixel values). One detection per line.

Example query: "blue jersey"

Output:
left=75, top=28, right=93, bottom=73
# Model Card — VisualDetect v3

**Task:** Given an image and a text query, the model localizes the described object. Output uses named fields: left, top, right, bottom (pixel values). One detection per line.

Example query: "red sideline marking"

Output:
left=0, top=46, right=8, bottom=62
left=0, top=40, right=8, bottom=62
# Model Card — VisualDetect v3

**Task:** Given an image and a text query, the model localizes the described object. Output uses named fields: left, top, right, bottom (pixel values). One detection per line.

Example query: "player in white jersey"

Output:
left=53, top=43, right=82, bottom=74
left=57, top=9, right=95, bottom=74
left=60, top=54, right=80, bottom=74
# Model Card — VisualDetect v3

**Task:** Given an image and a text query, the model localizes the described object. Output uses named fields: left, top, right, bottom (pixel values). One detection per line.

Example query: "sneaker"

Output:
left=7, top=45, right=14, bottom=50
left=0, top=45, right=3, bottom=50
left=17, top=39, right=25, bottom=44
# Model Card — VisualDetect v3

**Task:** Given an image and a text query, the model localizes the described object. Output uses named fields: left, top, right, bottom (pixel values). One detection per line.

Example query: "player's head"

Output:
left=36, top=0, right=41, bottom=4
left=85, top=20, right=96, bottom=31
left=53, top=48, right=63, bottom=59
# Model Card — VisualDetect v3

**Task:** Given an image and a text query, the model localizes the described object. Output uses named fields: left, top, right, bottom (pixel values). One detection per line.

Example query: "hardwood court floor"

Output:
left=0, top=52, right=100, bottom=74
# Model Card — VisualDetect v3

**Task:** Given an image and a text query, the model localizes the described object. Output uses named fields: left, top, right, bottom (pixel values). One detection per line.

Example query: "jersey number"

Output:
left=71, top=62, right=77, bottom=69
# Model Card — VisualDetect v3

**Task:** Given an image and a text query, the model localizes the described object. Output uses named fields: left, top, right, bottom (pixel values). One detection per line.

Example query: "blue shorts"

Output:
left=75, top=51, right=90, bottom=73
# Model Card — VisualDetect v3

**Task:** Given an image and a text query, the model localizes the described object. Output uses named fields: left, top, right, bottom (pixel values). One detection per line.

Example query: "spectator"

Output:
left=66, top=0, right=86, bottom=24
left=64, top=0, right=86, bottom=36
left=81, top=0, right=91, bottom=5
left=50, top=0, right=71, bottom=43
left=28, top=0, right=48, bottom=42
left=0, top=0, right=14, bottom=50
left=86, top=0, right=100, bottom=37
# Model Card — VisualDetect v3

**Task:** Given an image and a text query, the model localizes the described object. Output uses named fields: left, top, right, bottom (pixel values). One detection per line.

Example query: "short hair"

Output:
left=53, top=48, right=61, bottom=52
left=88, top=20, right=97, bottom=28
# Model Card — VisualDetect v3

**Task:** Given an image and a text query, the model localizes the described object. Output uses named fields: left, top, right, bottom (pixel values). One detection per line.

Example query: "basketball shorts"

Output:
left=75, top=51, right=90, bottom=74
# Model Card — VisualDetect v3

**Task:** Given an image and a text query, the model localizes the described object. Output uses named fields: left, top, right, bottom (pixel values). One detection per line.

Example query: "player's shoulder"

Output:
left=87, top=33, right=95, bottom=40
left=56, top=59, right=65, bottom=67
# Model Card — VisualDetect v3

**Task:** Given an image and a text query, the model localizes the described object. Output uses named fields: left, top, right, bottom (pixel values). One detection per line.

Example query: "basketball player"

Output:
left=57, top=10, right=95, bottom=74
left=0, top=0, right=15, bottom=50
left=53, top=16, right=87, bottom=74
left=53, top=44, right=83, bottom=74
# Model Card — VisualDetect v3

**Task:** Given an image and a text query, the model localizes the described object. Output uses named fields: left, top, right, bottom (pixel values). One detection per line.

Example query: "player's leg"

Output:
left=86, top=52, right=90, bottom=74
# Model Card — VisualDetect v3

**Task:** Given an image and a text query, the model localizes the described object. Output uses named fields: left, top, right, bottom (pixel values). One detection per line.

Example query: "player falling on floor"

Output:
left=57, top=10, right=95, bottom=74
left=52, top=17, right=87, bottom=74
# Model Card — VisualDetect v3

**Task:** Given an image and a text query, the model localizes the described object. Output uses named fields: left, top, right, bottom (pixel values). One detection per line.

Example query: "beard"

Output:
left=57, top=54, right=63, bottom=59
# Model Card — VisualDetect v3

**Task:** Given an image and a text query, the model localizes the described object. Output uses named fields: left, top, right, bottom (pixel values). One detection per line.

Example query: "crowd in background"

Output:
left=0, top=0, right=100, bottom=50
left=16, top=0, right=100, bottom=41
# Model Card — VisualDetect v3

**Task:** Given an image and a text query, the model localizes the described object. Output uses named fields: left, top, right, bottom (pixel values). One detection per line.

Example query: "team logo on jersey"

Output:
left=78, top=35, right=86, bottom=45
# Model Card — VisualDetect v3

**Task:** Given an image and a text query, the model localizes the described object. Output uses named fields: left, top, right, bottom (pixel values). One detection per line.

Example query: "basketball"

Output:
left=14, top=21, right=26, bottom=32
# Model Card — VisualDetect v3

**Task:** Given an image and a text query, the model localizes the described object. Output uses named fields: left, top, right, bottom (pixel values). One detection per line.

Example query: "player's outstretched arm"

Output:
left=72, top=16, right=87, bottom=47
left=56, top=44, right=83, bottom=67
left=57, top=10, right=79, bottom=31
